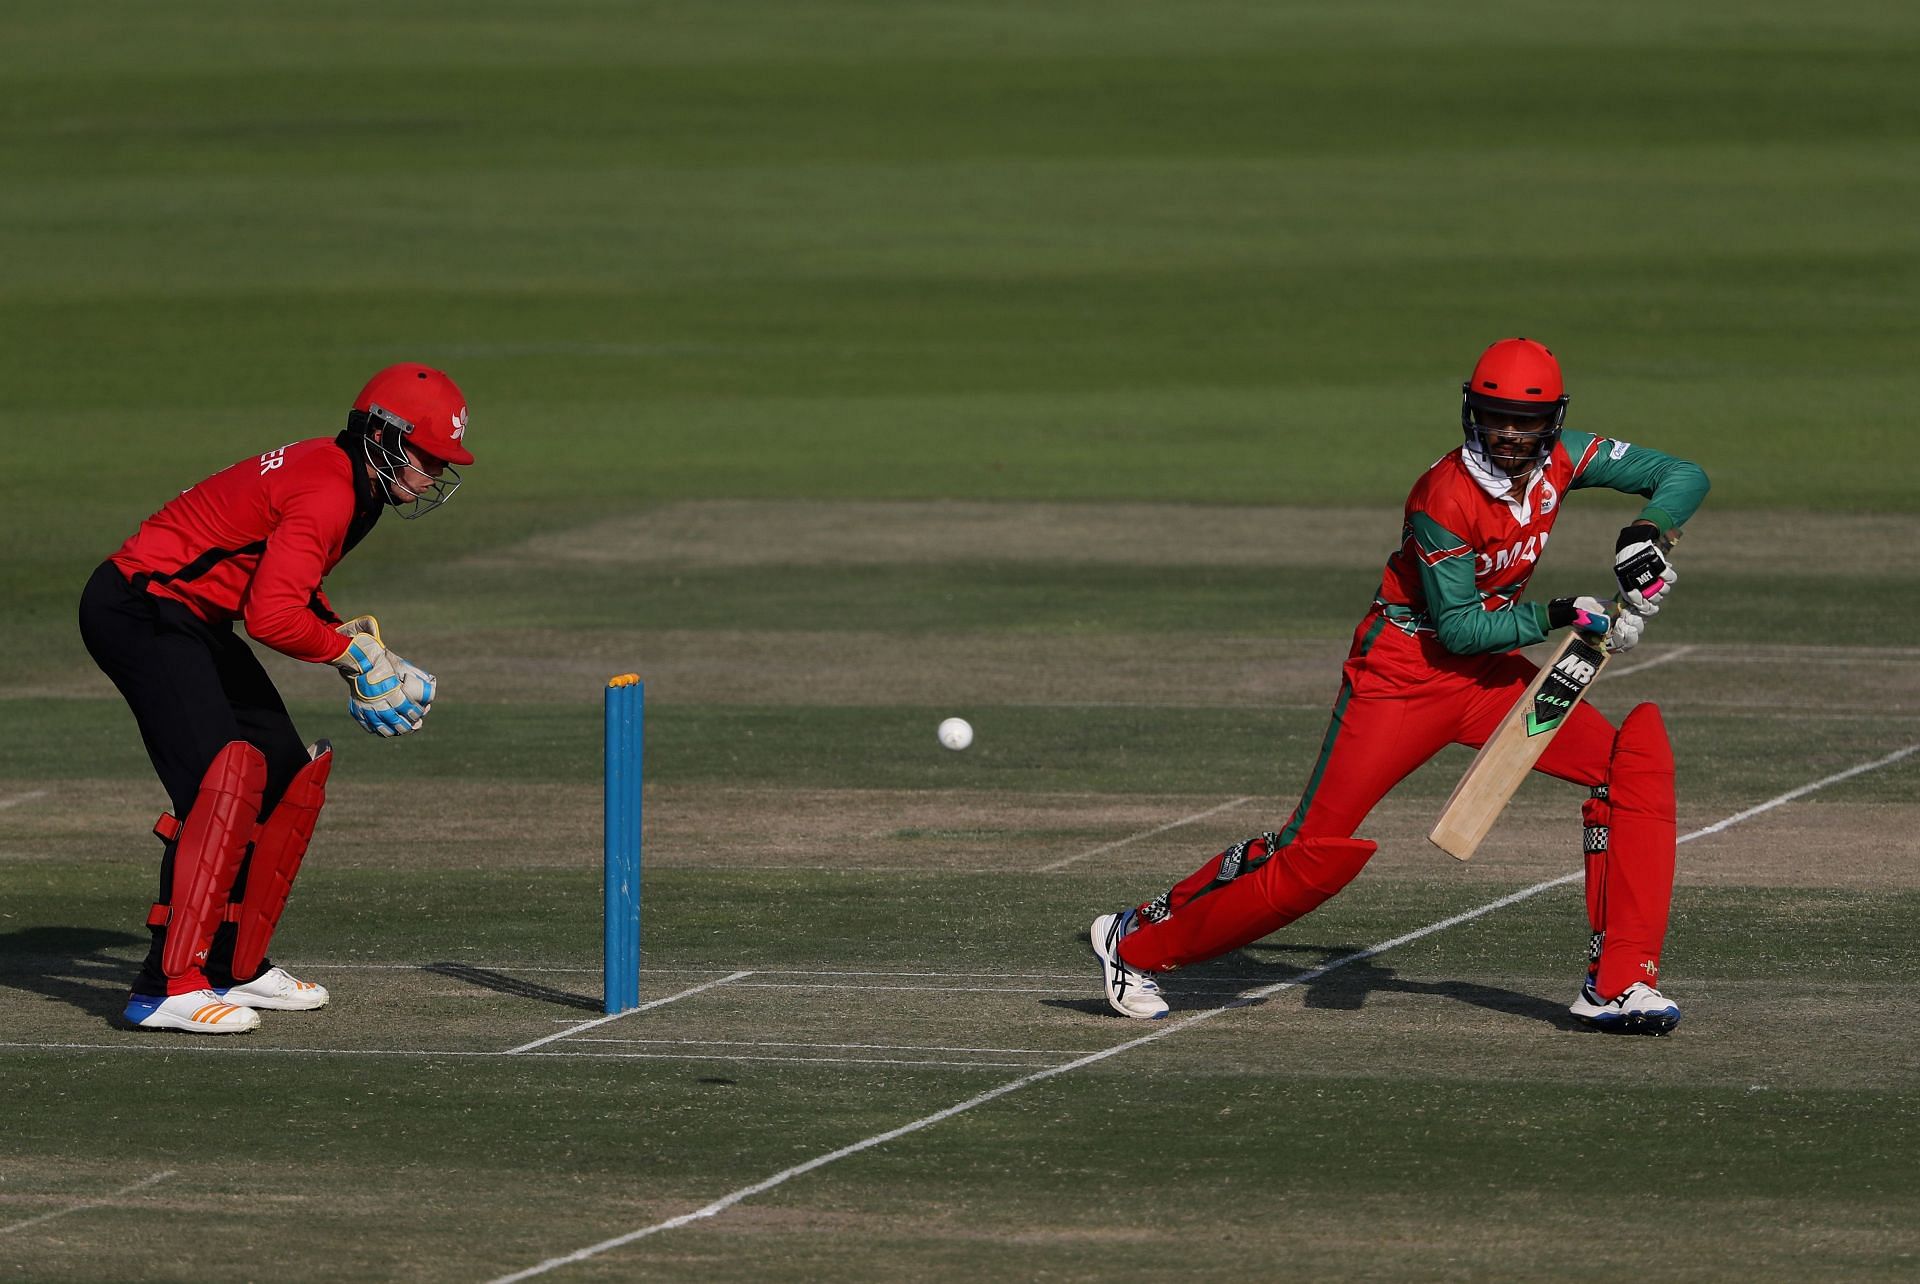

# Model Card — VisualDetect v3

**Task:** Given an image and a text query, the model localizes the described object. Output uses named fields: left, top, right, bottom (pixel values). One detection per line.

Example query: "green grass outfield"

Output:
left=2, top=3, right=1917, bottom=1280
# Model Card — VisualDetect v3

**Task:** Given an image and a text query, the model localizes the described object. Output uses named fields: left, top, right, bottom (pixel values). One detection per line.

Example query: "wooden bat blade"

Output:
left=1428, top=630, right=1610, bottom=860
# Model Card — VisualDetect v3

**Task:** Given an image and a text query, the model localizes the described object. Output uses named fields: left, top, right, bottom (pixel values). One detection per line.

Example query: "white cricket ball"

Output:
left=937, top=717, right=973, bottom=751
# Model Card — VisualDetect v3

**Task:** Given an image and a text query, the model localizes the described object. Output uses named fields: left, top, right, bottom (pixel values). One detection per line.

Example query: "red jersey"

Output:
left=109, top=437, right=380, bottom=664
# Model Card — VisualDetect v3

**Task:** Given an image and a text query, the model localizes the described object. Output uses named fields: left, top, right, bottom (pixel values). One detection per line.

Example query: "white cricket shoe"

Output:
left=1570, top=980, right=1681, bottom=1035
left=216, top=966, right=330, bottom=1010
left=1091, top=909, right=1168, bottom=1020
left=125, top=990, right=261, bottom=1034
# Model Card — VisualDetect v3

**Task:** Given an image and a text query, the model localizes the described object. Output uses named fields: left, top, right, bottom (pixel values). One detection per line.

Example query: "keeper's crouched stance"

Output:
left=78, top=364, right=472, bottom=1034
left=1092, top=338, right=1704, bottom=1034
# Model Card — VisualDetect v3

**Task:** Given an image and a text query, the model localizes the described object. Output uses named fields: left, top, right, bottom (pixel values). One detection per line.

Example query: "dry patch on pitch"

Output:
left=36, top=634, right=1920, bottom=716
left=0, top=778, right=1273, bottom=875
left=325, top=782, right=1273, bottom=873
left=393, top=630, right=1348, bottom=708
left=465, top=500, right=1395, bottom=570
left=11, top=777, right=1913, bottom=889
left=1353, top=796, right=1920, bottom=890
left=464, top=500, right=1920, bottom=576
left=228, top=623, right=1917, bottom=718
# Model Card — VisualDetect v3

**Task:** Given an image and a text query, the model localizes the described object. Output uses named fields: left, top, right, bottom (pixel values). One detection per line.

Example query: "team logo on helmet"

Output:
left=450, top=407, right=468, bottom=440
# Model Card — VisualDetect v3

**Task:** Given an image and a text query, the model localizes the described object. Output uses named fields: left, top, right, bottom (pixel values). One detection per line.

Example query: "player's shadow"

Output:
left=1048, top=937, right=1580, bottom=1029
left=1213, top=942, right=1580, bottom=1029
left=0, top=925, right=149, bottom=1021
left=422, top=962, right=602, bottom=1012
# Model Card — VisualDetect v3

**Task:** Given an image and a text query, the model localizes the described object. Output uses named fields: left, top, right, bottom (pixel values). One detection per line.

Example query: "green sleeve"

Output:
left=1411, top=512, right=1552, bottom=656
left=1564, top=431, right=1711, bottom=532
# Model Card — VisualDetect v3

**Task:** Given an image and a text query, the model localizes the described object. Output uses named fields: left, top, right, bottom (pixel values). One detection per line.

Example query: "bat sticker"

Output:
left=1526, top=637, right=1605, bottom=735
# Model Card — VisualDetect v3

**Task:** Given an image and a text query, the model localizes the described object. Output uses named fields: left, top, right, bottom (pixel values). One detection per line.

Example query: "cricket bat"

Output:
left=1428, top=532, right=1678, bottom=861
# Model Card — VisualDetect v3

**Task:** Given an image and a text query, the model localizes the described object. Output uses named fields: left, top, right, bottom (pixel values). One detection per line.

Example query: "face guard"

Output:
left=362, top=405, right=462, bottom=518
left=1461, top=389, right=1568, bottom=476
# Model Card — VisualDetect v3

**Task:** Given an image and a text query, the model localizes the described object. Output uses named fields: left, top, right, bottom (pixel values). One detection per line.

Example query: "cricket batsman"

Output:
left=1091, top=338, right=1709, bottom=1033
left=77, top=364, right=473, bottom=1034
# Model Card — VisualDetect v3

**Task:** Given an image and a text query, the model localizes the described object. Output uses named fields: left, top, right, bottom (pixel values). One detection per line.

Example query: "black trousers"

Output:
left=78, top=561, right=312, bottom=991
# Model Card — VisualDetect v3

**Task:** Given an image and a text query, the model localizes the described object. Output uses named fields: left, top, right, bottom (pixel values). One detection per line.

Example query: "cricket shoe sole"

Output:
left=215, top=966, right=330, bottom=1010
left=1570, top=981, right=1680, bottom=1035
left=125, top=990, right=261, bottom=1034
left=1090, top=909, right=1168, bottom=1020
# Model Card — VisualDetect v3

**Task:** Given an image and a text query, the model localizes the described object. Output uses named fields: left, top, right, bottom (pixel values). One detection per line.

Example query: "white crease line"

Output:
left=0, top=1170, right=175, bottom=1236
left=729, top=982, right=1080, bottom=994
left=314, top=965, right=1109, bottom=979
left=311, top=963, right=1327, bottom=983
left=567, top=1038, right=1103, bottom=1055
left=315, top=963, right=628, bottom=972
left=0, top=1042, right=1033, bottom=1070
left=1036, top=795, right=1257, bottom=873
left=1677, top=742, right=1920, bottom=841
left=0, top=789, right=50, bottom=812
left=486, top=742, right=1920, bottom=1283
left=1604, top=644, right=1697, bottom=680
left=504, top=972, right=753, bottom=1054
left=531, top=1051, right=1049, bottom=1069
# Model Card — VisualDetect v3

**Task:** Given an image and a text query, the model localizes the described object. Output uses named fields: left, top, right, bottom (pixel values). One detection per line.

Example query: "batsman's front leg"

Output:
left=1571, top=703, right=1681, bottom=1035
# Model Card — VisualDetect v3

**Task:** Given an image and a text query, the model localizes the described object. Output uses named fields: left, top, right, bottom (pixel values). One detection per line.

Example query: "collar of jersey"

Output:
left=1459, top=445, right=1546, bottom=523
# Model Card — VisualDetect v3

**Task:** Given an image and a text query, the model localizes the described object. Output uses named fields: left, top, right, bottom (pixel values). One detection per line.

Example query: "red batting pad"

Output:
left=1595, top=703, right=1677, bottom=999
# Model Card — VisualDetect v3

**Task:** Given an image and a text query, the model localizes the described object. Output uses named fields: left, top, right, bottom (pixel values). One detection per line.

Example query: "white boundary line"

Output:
left=503, top=972, right=753, bottom=1054
left=486, top=742, right=1920, bottom=1283
left=1036, top=795, right=1256, bottom=872
left=0, top=789, right=49, bottom=812
left=0, top=1169, right=175, bottom=1236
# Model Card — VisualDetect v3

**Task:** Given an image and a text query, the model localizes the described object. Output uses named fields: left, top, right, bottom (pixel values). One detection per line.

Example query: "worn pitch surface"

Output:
left=4, top=504, right=1917, bottom=1282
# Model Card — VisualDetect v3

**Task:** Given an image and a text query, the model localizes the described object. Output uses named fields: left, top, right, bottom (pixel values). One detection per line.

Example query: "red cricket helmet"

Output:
left=1460, top=337, right=1569, bottom=472
left=353, top=363, right=474, bottom=466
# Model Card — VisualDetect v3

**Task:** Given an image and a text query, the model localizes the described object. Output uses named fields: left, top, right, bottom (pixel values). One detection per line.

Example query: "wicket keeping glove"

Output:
left=397, top=657, right=436, bottom=713
left=330, top=616, right=428, bottom=737
left=1547, top=596, right=1613, bottom=640
left=1614, top=524, right=1677, bottom=616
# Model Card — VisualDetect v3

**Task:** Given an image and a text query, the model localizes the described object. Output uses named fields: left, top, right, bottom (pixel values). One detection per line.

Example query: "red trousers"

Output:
left=1117, top=611, right=1674, bottom=999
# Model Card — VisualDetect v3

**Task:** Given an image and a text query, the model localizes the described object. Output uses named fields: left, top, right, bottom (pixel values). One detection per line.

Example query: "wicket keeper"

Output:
left=1091, top=339, right=1708, bottom=1033
left=78, top=364, right=472, bottom=1033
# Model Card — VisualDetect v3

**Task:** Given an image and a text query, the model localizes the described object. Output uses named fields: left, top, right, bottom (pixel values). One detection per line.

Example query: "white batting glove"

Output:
left=330, top=616, right=427, bottom=737
left=1608, top=606, right=1646, bottom=654
left=1614, top=525, right=1678, bottom=616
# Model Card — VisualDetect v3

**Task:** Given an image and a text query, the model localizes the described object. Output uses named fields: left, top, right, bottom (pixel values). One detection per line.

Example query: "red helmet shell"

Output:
left=1466, top=338, right=1565, bottom=409
left=352, top=364, right=473, bottom=466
